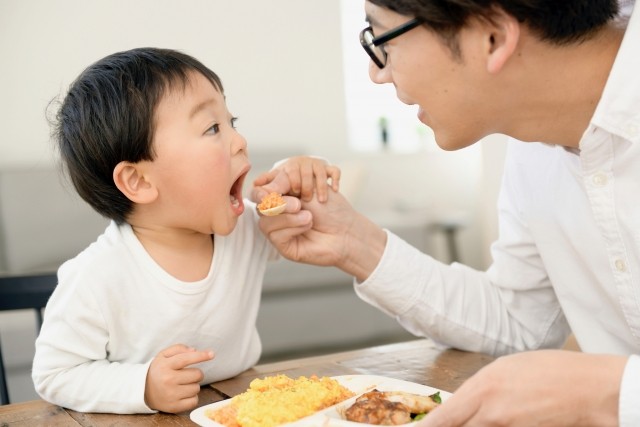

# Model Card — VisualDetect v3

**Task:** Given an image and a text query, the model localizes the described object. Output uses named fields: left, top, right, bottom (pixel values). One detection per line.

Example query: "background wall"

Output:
left=0, top=0, right=349, bottom=168
left=0, top=0, right=508, bottom=270
left=0, top=0, right=509, bottom=404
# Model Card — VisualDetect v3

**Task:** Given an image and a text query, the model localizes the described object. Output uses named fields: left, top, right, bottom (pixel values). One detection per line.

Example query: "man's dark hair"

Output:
left=51, top=47, right=223, bottom=224
left=369, top=0, right=619, bottom=57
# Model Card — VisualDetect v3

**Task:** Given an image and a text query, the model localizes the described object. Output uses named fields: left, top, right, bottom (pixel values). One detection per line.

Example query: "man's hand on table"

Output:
left=417, top=350, right=626, bottom=427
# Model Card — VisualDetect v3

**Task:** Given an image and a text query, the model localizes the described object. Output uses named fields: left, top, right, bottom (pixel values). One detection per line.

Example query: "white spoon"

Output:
left=258, top=203, right=287, bottom=216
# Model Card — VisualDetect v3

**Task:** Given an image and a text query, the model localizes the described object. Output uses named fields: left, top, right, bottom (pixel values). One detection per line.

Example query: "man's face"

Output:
left=364, top=1, right=498, bottom=150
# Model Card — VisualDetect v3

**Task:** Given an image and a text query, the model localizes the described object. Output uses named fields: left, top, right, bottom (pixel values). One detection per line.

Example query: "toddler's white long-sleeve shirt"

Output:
left=32, top=202, right=277, bottom=413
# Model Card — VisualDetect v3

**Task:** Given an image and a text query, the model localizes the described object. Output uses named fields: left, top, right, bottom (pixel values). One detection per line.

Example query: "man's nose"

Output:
left=368, top=60, right=391, bottom=84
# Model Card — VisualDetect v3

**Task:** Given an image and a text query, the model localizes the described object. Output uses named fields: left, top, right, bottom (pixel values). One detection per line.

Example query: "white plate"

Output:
left=190, top=374, right=451, bottom=427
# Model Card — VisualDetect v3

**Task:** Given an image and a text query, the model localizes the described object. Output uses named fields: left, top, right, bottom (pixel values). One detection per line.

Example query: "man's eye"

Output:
left=231, top=117, right=238, bottom=129
left=206, top=123, right=220, bottom=135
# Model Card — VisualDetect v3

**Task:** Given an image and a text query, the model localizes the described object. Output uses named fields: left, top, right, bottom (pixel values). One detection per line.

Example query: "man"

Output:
left=253, top=1, right=639, bottom=425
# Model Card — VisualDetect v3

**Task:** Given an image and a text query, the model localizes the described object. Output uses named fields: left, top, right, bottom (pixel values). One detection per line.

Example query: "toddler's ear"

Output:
left=113, top=161, right=158, bottom=204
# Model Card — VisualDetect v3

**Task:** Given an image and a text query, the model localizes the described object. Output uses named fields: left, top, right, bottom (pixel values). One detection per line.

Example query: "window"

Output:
left=339, top=0, right=438, bottom=152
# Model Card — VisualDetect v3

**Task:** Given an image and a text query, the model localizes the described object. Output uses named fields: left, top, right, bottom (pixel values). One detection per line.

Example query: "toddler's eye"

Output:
left=231, top=117, right=238, bottom=129
left=206, top=123, right=220, bottom=135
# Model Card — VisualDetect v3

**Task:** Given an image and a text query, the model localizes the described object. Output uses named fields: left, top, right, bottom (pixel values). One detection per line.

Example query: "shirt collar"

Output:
left=591, top=4, right=640, bottom=143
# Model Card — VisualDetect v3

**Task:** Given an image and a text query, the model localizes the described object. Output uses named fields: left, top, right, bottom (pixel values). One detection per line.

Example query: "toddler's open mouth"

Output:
left=229, top=170, right=248, bottom=212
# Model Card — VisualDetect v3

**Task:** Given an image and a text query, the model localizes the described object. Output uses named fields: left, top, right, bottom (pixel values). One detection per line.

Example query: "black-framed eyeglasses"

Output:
left=360, top=18, right=422, bottom=69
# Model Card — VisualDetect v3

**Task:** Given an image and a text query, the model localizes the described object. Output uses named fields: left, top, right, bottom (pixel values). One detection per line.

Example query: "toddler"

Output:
left=32, top=47, right=339, bottom=414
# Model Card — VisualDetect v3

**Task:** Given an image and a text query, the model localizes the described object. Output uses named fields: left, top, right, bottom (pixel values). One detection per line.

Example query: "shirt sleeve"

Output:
left=620, top=354, right=640, bottom=427
left=32, top=263, right=155, bottom=414
left=354, top=143, right=570, bottom=356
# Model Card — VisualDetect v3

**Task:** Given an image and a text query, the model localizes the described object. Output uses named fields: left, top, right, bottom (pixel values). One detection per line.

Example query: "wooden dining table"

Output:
left=0, top=339, right=495, bottom=426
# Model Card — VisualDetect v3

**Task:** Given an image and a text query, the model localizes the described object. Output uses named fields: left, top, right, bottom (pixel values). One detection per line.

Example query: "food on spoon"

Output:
left=257, top=192, right=286, bottom=216
left=344, top=389, right=442, bottom=425
left=206, top=374, right=354, bottom=427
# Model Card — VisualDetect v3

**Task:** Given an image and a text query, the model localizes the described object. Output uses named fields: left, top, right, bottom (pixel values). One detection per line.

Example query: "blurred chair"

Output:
left=0, top=272, right=57, bottom=405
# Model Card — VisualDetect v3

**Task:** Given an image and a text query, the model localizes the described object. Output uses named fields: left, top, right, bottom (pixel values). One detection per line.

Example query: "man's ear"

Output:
left=113, top=161, right=158, bottom=204
left=485, top=8, right=520, bottom=74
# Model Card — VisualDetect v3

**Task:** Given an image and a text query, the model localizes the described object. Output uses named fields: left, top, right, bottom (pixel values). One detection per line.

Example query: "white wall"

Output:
left=0, top=0, right=514, bottom=280
left=0, top=0, right=511, bottom=404
left=0, top=0, right=349, bottom=168
left=0, top=0, right=507, bottom=270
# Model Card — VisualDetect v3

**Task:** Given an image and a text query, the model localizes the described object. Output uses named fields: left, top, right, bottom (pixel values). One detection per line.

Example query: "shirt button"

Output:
left=592, top=173, right=608, bottom=186
left=626, top=123, right=639, bottom=136
left=615, top=259, right=627, bottom=272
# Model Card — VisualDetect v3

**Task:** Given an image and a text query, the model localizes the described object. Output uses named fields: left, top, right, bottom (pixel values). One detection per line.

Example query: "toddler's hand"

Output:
left=253, top=156, right=340, bottom=203
left=144, top=344, right=214, bottom=413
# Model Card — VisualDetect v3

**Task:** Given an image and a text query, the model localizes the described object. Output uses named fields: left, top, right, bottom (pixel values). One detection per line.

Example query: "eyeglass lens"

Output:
left=362, top=29, right=386, bottom=66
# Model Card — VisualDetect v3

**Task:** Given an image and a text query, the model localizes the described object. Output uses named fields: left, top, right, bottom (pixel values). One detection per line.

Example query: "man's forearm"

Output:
left=337, top=212, right=387, bottom=282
